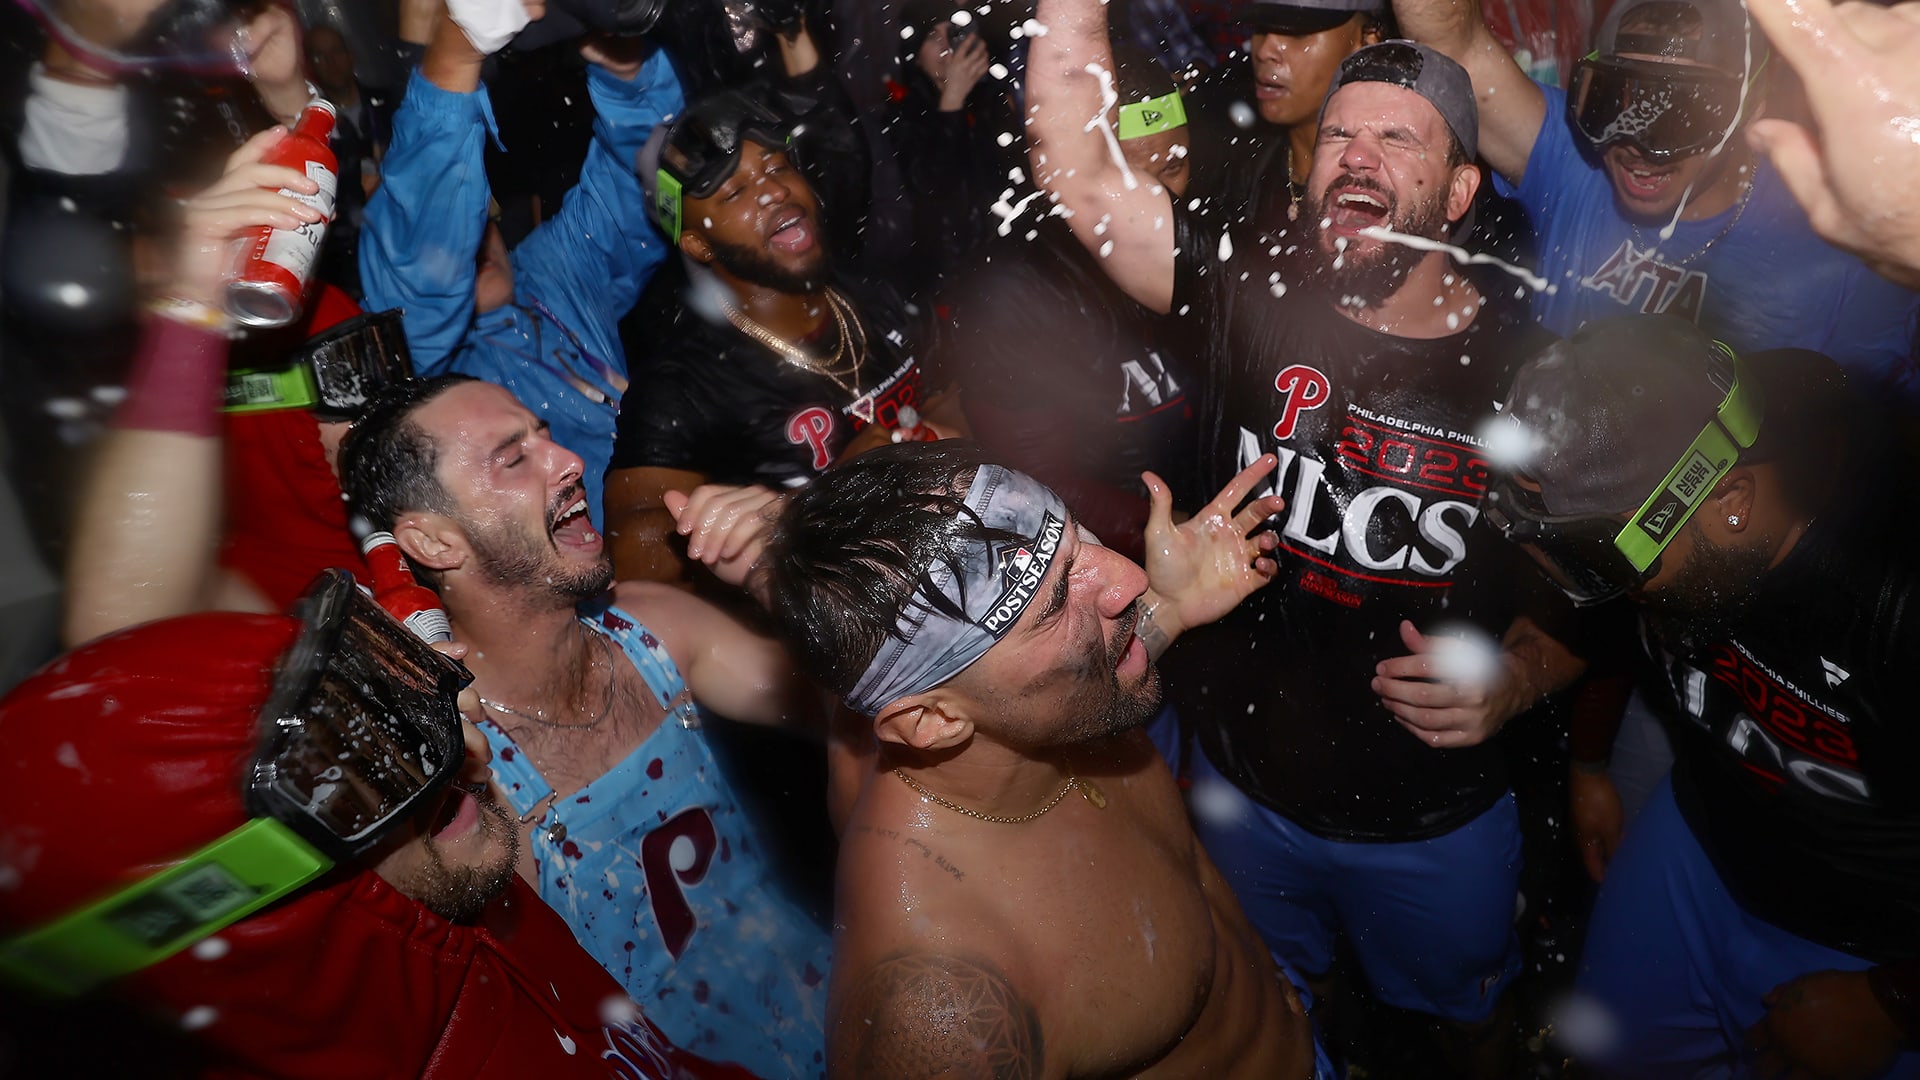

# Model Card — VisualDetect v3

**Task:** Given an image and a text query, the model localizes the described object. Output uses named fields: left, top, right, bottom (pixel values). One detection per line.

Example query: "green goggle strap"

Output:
left=1117, top=91, right=1188, bottom=140
left=223, top=364, right=320, bottom=414
left=0, top=818, right=332, bottom=998
left=1612, top=346, right=1763, bottom=572
left=653, top=169, right=685, bottom=241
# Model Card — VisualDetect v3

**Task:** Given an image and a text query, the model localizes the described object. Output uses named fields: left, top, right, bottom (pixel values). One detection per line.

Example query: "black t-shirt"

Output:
left=1640, top=354, right=1920, bottom=962
left=1167, top=207, right=1561, bottom=841
left=610, top=273, right=929, bottom=486
left=941, top=222, right=1199, bottom=560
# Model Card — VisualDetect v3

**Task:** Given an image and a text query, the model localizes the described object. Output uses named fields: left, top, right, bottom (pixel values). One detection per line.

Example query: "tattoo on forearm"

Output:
left=841, top=952, right=1043, bottom=1080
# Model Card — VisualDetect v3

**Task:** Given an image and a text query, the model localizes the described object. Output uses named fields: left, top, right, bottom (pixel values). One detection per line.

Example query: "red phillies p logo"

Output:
left=1271, top=364, right=1331, bottom=440
left=786, top=406, right=836, bottom=471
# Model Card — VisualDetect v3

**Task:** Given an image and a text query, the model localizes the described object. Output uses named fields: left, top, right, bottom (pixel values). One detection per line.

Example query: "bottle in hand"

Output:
left=226, top=99, right=338, bottom=329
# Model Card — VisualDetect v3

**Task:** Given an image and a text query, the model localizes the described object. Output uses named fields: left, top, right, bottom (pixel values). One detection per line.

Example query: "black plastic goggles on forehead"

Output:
left=0, top=570, right=471, bottom=997
left=1568, top=55, right=1751, bottom=162
left=650, top=90, right=794, bottom=237
left=224, top=309, right=415, bottom=422
left=1484, top=342, right=1762, bottom=606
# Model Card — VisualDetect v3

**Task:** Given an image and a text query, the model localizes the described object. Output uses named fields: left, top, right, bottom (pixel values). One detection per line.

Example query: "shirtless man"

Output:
left=338, top=374, right=831, bottom=1079
left=694, top=441, right=1324, bottom=1077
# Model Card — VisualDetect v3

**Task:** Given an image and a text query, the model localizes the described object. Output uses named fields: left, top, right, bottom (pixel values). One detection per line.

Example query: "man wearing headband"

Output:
left=1486, top=316, right=1920, bottom=1079
left=1394, top=0, right=1920, bottom=406
left=360, top=0, right=684, bottom=533
left=0, top=588, right=755, bottom=1077
left=340, top=374, right=832, bottom=1078
left=1183, top=0, right=1386, bottom=216
left=938, top=44, right=1197, bottom=563
left=716, top=441, right=1324, bottom=1078
left=1034, top=11, right=1584, bottom=1070
left=603, top=83, right=966, bottom=584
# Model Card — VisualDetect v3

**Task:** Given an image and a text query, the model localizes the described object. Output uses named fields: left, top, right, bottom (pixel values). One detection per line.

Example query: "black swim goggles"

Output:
left=1567, top=53, right=1762, bottom=162
left=224, top=309, right=415, bottom=422
left=0, top=570, right=472, bottom=997
left=1483, top=342, right=1762, bottom=606
left=649, top=89, right=794, bottom=239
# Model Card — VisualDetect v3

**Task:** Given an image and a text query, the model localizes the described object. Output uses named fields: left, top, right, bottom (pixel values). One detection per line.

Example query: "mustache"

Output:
left=1108, top=599, right=1142, bottom=660
left=546, top=481, right=585, bottom=530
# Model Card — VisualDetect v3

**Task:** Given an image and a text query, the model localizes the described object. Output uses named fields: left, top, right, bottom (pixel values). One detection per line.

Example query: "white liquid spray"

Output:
left=1356, top=226, right=1557, bottom=294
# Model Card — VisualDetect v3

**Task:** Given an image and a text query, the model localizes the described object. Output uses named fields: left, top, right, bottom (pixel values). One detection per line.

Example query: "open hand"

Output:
left=1745, top=0, right=1920, bottom=289
left=664, top=484, right=783, bottom=592
left=1140, top=455, right=1284, bottom=636
left=1747, top=970, right=1904, bottom=1080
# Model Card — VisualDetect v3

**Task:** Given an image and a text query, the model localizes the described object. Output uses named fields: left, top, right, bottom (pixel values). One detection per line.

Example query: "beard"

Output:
left=708, top=231, right=832, bottom=294
left=462, top=488, right=615, bottom=606
left=1303, top=174, right=1453, bottom=307
left=1053, top=602, right=1163, bottom=747
left=401, top=794, right=520, bottom=923
left=1641, top=519, right=1771, bottom=650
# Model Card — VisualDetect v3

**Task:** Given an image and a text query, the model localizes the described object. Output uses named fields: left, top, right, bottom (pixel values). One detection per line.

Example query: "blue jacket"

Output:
left=361, top=56, right=684, bottom=525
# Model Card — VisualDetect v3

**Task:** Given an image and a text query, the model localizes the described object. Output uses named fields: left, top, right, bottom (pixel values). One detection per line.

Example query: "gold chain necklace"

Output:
left=1629, top=175, right=1755, bottom=269
left=477, top=631, right=616, bottom=732
left=722, top=288, right=868, bottom=398
left=894, top=768, right=1107, bottom=824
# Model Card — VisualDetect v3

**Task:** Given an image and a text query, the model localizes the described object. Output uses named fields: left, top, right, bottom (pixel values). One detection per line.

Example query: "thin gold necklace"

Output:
left=477, top=631, right=616, bottom=731
left=894, top=768, right=1107, bottom=824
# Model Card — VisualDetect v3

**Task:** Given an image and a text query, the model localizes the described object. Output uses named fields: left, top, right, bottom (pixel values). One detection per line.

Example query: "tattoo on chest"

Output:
left=853, top=825, right=966, bottom=882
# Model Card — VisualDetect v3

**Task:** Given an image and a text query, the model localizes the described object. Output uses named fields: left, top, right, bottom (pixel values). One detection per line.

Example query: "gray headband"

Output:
left=845, top=466, right=1070, bottom=716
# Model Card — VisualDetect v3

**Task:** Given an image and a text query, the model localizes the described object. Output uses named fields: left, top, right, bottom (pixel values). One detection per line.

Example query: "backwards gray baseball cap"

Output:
left=1322, top=39, right=1478, bottom=160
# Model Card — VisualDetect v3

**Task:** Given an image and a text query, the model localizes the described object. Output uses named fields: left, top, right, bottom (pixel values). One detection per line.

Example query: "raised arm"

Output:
left=1391, top=0, right=1545, bottom=184
left=617, top=580, right=819, bottom=730
left=1027, top=0, right=1179, bottom=313
left=506, top=46, right=683, bottom=318
left=64, top=129, right=325, bottom=645
left=357, top=5, right=517, bottom=372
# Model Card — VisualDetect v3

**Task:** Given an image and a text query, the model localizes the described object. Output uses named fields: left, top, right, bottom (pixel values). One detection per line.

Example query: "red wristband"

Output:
left=114, top=313, right=229, bottom=437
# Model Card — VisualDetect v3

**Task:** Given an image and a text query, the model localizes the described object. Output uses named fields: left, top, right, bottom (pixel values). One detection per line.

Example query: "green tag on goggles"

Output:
left=649, top=89, right=794, bottom=237
left=0, top=570, right=472, bottom=997
left=1117, top=91, right=1188, bottom=140
left=224, top=308, right=414, bottom=421
left=1484, top=342, right=1762, bottom=606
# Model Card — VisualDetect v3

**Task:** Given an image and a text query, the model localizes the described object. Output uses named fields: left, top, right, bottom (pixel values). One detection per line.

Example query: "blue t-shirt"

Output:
left=1500, top=84, right=1920, bottom=406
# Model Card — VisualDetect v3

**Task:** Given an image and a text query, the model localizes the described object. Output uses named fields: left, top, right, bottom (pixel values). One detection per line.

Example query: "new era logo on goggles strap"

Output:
left=1117, top=92, right=1188, bottom=140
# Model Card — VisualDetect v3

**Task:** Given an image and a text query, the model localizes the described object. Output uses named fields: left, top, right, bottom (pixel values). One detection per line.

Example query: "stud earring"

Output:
left=1727, top=515, right=1741, bottom=527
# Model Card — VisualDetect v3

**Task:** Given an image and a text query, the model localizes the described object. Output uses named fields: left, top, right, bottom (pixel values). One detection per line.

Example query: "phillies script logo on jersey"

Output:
left=1271, top=364, right=1331, bottom=439
left=1237, top=407, right=1491, bottom=588
left=786, top=358, right=924, bottom=471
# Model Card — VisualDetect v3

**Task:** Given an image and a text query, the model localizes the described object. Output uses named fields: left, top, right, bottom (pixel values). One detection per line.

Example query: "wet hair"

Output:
left=337, top=374, right=477, bottom=536
left=761, top=441, right=1021, bottom=696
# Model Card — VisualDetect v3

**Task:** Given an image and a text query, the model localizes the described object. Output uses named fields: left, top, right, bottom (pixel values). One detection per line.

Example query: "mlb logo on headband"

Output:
left=981, top=513, right=1066, bottom=638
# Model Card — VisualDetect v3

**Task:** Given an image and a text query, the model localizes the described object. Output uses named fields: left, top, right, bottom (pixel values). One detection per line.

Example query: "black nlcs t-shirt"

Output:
left=611, top=273, right=929, bottom=486
left=1167, top=207, right=1560, bottom=841
left=941, top=222, right=1198, bottom=560
left=1640, top=353, right=1920, bottom=962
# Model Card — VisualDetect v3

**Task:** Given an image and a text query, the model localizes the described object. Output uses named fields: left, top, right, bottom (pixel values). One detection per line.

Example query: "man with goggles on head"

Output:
left=1394, top=0, right=1920, bottom=408
left=1488, top=315, right=1920, bottom=1079
left=604, top=84, right=967, bottom=584
left=0, top=572, right=758, bottom=1077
